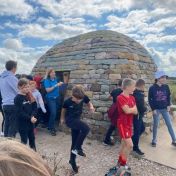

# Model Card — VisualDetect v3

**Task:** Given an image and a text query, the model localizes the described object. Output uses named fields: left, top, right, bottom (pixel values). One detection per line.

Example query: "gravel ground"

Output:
left=35, top=128, right=176, bottom=176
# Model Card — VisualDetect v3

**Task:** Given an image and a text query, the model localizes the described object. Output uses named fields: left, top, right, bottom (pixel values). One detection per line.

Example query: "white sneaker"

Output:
left=0, top=132, right=4, bottom=137
left=71, top=149, right=78, bottom=156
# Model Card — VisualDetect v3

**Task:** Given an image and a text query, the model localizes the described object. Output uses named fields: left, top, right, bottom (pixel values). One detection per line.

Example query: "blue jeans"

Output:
left=47, top=97, right=60, bottom=130
left=152, top=109, right=176, bottom=143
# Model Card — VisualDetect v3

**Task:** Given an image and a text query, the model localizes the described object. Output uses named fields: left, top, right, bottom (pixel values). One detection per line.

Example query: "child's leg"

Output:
left=132, top=118, right=140, bottom=151
left=104, top=124, right=116, bottom=143
left=28, top=127, right=36, bottom=151
left=69, top=129, right=80, bottom=173
left=118, top=138, right=133, bottom=166
left=19, top=130, right=28, bottom=145
left=70, top=129, right=80, bottom=162
left=72, top=120, right=90, bottom=151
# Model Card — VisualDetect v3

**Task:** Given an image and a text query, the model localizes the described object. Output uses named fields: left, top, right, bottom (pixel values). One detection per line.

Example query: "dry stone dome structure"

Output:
left=32, top=30, right=156, bottom=139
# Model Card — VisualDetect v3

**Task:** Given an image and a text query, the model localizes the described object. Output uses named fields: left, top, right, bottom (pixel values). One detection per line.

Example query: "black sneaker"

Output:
left=103, top=140, right=115, bottom=146
left=151, top=142, right=156, bottom=147
left=69, top=160, right=79, bottom=174
left=78, top=149, right=86, bottom=157
left=172, top=141, right=176, bottom=147
left=134, top=149, right=145, bottom=156
left=50, top=130, right=56, bottom=136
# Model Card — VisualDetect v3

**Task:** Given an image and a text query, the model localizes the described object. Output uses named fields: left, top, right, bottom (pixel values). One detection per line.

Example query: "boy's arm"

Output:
left=122, top=105, right=138, bottom=115
left=87, top=102, right=95, bottom=113
left=60, top=108, right=66, bottom=125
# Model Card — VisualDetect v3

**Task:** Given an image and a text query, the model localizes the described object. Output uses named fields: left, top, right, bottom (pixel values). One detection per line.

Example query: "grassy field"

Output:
left=169, top=78, right=176, bottom=105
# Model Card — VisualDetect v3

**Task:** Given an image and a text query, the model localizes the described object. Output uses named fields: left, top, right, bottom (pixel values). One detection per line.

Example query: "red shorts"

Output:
left=117, top=121, right=133, bottom=139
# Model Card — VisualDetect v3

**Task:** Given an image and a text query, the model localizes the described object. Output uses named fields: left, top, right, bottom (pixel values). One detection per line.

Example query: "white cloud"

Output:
left=17, top=18, right=96, bottom=40
left=3, top=38, right=23, bottom=50
left=0, top=0, right=34, bottom=19
left=0, top=45, right=50, bottom=74
left=35, top=0, right=133, bottom=18
left=148, top=47, right=176, bottom=76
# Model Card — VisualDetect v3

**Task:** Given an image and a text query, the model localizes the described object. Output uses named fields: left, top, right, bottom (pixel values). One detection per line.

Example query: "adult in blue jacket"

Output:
left=0, top=60, right=18, bottom=137
left=44, top=68, right=63, bottom=136
left=148, top=71, right=176, bottom=147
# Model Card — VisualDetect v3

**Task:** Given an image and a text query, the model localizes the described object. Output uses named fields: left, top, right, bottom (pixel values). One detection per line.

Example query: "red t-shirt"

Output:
left=117, top=94, right=136, bottom=129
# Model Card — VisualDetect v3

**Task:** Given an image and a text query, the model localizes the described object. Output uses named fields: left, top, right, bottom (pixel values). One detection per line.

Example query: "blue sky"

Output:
left=0, top=0, right=176, bottom=76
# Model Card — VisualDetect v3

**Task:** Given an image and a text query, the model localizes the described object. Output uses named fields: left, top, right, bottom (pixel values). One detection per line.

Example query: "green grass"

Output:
left=169, top=83, right=176, bottom=105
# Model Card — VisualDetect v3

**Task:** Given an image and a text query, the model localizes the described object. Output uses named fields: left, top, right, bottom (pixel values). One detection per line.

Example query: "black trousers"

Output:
left=104, top=124, right=116, bottom=142
left=67, top=119, right=90, bottom=162
left=3, top=105, right=17, bottom=137
left=132, top=117, right=145, bottom=151
left=0, top=107, right=4, bottom=132
left=19, top=127, right=36, bottom=151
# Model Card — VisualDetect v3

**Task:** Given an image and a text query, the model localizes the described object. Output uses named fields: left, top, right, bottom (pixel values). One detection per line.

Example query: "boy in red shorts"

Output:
left=116, top=78, right=138, bottom=173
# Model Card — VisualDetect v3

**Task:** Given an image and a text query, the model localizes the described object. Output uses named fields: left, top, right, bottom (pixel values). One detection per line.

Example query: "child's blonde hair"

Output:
left=72, top=85, right=85, bottom=99
left=122, top=78, right=135, bottom=90
left=0, top=139, right=52, bottom=176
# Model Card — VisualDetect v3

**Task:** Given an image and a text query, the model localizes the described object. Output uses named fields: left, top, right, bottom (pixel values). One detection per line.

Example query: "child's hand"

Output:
left=31, top=116, right=37, bottom=124
left=57, top=82, right=63, bottom=87
left=89, top=107, right=95, bottom=113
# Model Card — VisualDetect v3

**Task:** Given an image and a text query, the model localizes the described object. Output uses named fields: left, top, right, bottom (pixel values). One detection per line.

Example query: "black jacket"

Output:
left=133, top=89, right=147, bottom=117
left=14, top=94, right=37, bottom=130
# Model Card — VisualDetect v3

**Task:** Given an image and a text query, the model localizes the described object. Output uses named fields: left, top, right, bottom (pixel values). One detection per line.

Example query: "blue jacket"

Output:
left=0, top=71, right=18, bottom=105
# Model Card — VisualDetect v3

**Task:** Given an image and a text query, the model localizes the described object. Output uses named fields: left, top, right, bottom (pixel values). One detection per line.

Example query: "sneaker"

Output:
left=69, top=160, right=79, bottom=174
left=172, top=141, right=176, bottom=147
left=151, top=142, right=156, bottom=147
left=77, top=149, right=86, bottom=157
left=133, top=149, right=145, bottom=156
left=124, top=164, right=131, bottom=171
left=71, top=149, right=78, bottom=156
left=103, top=140, right=115, bottom=146
left=0, top=132, right=4, bottom=137
left=50, top=130, right=56, bottom=136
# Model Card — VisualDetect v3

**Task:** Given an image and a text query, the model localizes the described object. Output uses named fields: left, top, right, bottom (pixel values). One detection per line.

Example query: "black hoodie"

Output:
left=148, top=84, right=171, bottom=111
left=110, top=88, right=123, bottom=103
left=133, top=89, right=147, bottom=117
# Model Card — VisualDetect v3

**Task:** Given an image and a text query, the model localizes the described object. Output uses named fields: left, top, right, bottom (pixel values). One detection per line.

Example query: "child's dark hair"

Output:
left=117, top=79, right=123, bottom=87
left=136, top=79, right=145, bottom=87
left=18, top=78, right=29, bottom=88
left=72, top=85, right=85, bottom=99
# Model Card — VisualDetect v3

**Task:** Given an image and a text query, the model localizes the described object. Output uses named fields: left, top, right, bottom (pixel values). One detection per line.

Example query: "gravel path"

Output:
left=36, top=128, right=176, bottom=176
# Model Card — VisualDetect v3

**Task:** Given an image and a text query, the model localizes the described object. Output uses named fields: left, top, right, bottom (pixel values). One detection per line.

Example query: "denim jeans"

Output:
left=152, top=109, right=176, bottom=143
left=47, top=97, right=60, bottom=130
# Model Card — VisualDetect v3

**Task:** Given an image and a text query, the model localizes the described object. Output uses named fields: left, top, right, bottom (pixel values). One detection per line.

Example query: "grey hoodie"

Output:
left=0, top=71, right=18, bottom=105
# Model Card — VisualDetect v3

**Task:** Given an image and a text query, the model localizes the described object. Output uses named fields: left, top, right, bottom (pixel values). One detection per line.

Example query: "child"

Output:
left=104, top=79, right=123, bottom=146
left=148, top=70, right=176, bottom=147
left=60, top=85, right=95, bottom=174
left=116, top=78, right=138, bottom=173
left=132, top=79, right=147, bottom=156
left=0, top=139, right=52, bottom=176
left=14, top=78, right=37, bottom=151
left=29, top=81, right=46, bottom=129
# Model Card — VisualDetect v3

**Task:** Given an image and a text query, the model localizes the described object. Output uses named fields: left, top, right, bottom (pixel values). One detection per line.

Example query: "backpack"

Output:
left=107, top=103, right=118, bottom=126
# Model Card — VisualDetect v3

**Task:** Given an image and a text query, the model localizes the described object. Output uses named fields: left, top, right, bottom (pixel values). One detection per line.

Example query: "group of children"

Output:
left=1, top=61, right=176, bottom=175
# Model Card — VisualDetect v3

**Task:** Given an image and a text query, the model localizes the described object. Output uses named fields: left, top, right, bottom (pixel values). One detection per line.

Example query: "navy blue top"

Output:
left=44, top=78, right=59, bottom=98
left=148, top=84, right=171, bottom=111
